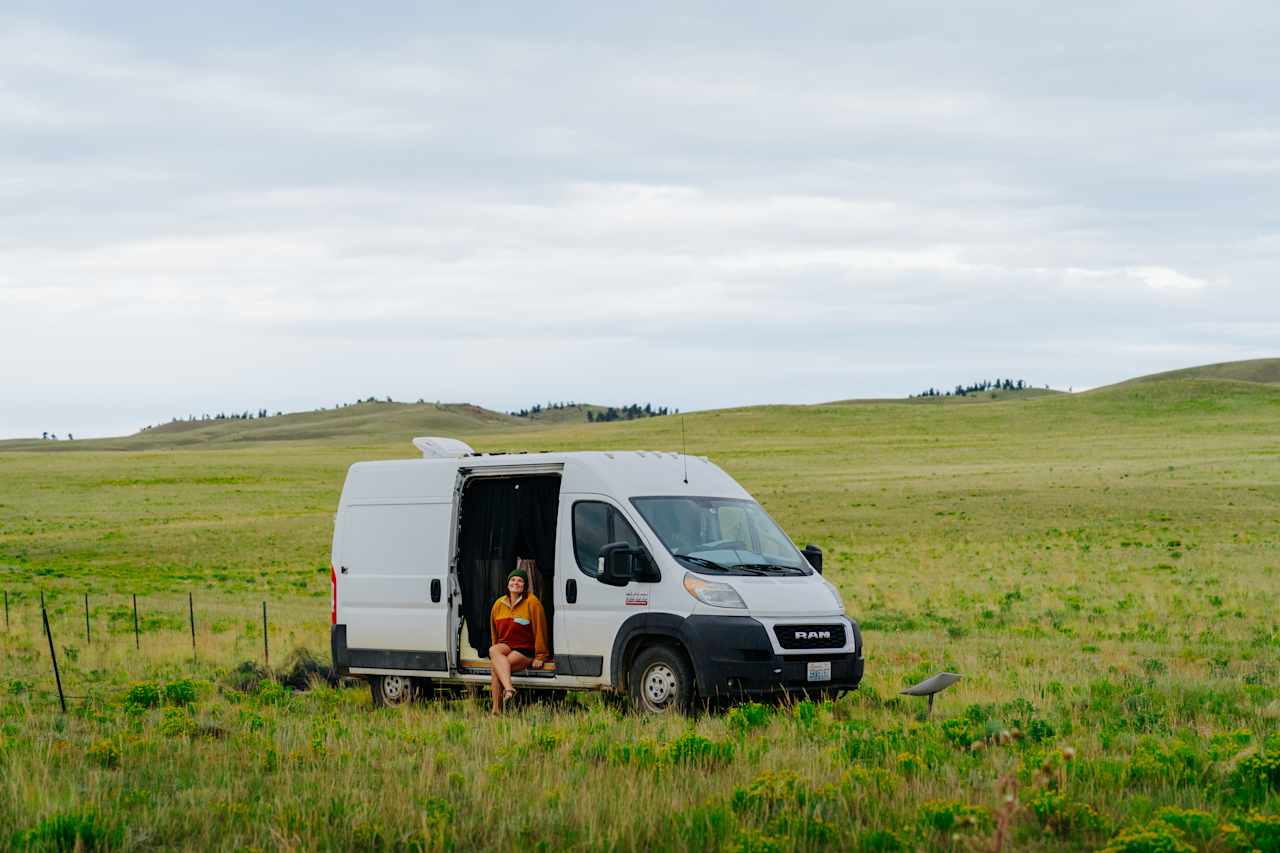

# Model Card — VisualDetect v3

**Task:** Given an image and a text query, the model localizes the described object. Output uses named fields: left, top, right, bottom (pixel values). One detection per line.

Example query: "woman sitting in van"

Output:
left=488, top=561, right=549, bottom=714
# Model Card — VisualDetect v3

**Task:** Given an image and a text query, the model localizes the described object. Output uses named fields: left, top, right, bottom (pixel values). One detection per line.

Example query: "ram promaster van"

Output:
left=330, top=437, right=863, bottom=712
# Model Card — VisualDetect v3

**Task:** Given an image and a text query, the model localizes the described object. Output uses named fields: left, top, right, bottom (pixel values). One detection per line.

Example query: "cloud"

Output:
left=0, top=4, right=1278, bottom=437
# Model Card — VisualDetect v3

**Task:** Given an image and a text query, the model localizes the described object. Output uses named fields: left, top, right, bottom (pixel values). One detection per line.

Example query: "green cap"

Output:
left=507, top=568, right=529, bottom=586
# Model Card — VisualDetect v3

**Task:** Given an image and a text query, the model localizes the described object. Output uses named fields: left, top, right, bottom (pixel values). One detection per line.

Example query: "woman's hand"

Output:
left=531, top=658, right=545, bottom=670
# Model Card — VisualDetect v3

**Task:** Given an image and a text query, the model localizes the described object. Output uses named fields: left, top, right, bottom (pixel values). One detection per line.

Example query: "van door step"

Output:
left=458, top=659, right=558, bottom=678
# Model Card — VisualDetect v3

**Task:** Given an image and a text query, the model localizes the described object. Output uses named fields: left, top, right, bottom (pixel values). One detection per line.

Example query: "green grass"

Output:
left=1, top=377, right=1279, bottom=850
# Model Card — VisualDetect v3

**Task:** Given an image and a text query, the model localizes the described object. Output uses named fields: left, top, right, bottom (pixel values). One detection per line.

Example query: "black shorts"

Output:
left=511, top=647, right=535, bottom=660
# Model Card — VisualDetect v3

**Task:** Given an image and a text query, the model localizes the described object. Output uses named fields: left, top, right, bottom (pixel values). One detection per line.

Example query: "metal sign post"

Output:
left=262, top=601, right=269, bottom=668
left=42, top=604, right=66, bottom=713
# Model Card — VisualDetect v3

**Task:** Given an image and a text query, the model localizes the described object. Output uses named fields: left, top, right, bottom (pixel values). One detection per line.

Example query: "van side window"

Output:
left=573, top=501, right=642, bottom=576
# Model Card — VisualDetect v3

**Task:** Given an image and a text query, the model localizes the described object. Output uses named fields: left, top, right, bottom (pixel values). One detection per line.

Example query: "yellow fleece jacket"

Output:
left=489, top=593, right=550, bottom=662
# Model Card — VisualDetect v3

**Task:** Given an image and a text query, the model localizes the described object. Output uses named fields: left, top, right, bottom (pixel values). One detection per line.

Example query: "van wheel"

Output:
left=370, top=674, right=422, bottom=707
left=629, top=645, right=696, bottom=714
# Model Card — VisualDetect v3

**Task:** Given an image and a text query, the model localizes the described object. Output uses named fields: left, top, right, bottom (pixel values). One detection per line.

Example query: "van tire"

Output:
left=369, top=674, right=425, bottom=707
left=628, top=644, right=696, bottom=714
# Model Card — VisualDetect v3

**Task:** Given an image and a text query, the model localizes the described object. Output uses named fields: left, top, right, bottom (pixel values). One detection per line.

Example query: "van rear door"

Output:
left=340, top=501, right=451, bottom=674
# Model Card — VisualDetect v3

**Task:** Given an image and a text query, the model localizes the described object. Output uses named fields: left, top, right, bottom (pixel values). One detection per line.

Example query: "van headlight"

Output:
left=822, top=579, right=846, bottom=613
left=683, top=573, right=746, bottom=609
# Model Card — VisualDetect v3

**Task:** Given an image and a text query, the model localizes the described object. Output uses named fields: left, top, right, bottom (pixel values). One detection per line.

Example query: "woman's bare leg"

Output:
left=505, top=651, right=532, bottom=684
left=489, top=644, right=514, bottom=695
left=489, top=668, right=502, bottom=714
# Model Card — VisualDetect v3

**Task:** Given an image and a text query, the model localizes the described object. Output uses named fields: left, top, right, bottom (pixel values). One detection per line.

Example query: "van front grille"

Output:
left=773, top=624, right=846, bottom=650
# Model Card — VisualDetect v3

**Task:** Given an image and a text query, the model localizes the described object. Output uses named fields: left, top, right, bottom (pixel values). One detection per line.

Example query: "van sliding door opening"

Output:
left=455, top=474, right=561, bottom=660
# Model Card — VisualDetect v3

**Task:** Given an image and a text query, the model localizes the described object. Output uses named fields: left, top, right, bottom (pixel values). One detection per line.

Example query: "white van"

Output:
left=330, top=437, right=862, bottom=712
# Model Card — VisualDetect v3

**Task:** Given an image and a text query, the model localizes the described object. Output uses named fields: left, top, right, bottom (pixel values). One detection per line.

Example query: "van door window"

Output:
left=572, top=501, right=641, bottom=577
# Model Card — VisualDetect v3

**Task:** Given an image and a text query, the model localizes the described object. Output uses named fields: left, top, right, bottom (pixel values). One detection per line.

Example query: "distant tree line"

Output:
left=589, top=403, right=672, bottom=422
left=912, top=379, right=1047, bottom=398
left=509, top=401, right=582, bottom=418
left=40, top=432, right=72, bottom=440
left=151, top=396, right=409, bottom=430
left=155, top=409, right=283, bottom=427
left=509, top=402, right=675, bottom=422
left=141, top=395, right=678, bottom=434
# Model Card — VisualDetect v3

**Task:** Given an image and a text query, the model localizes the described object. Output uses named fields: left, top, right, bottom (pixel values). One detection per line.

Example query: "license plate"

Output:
left=807, top=661, right=831, bottom=682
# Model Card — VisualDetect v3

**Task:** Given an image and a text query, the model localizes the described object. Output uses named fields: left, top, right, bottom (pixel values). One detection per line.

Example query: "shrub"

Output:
left=729, top=828, right=783, bottom=853
left=85, top=738, right=120, bottom=769
left=163, top=679, right=198, bottom=707
left=1125, top=737, right=1204, bottom=787
left=732, top=770, right=823, bottom=819
left=896, top=751, right=924, bottom=775
left=1227, top=750, right=1280, bottom=804
left=224, top=660, right=270, bottom=693
left=608, top=741, right=659, bottom=768
left=940, top=716, right=973, bottom=747
left=418, top=797, right=452, bottom=846
left=918, top=800, right=990, bottom=835
left=790, top=700, right=818, bottom=727
left=1098, top=824, right=1194, bottom=853
left=278, top=647, right=336, bottom=690
left=666, top=732, right=734, bottom=766
left=1235, top=812, right=1280, bottom=851
left=11, top=811, right=122, bottom=850
left=842, top=766, right=901, bottom=796
left=1028, top=790, right=1108, bottom=837
left=238, top=709, right=266, bottom=732
left=725, top=702, right=771, bottom=734
left=122, top=683, right=161, bottom=713
left=1025, top=718, right=1056, bottom=742
left=858, top=829, right=909, bottom=851
left=158, top=707, right=196, bottom=738
left=1152, top=807, right=1216, bottom=844
left=254, top=679, right=291, bottom=707
left=768, top=813, right=836, bottom=846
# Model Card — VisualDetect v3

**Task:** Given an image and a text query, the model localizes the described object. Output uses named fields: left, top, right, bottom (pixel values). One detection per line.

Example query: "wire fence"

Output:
left=3, top=588, right=290, bottom=712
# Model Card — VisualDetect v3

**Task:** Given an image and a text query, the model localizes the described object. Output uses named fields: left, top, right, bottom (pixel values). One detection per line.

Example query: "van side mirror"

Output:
left=802, top=544, right=823, bottom=573
left=598, top=542, right=634, bottom=586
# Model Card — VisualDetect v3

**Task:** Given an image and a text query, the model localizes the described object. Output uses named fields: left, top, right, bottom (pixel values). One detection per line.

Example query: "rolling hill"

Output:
left=1118, top=356, right=1280, bottom=386
left=3, top=357, right=1277, bottom=451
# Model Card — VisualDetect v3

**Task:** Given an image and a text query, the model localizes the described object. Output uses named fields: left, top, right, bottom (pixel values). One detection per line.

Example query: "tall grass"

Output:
left=2, top=380, right=1278, bottom=849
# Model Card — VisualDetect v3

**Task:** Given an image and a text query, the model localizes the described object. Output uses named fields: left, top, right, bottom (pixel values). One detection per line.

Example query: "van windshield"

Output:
left=630, top=496, right=812, bottom=576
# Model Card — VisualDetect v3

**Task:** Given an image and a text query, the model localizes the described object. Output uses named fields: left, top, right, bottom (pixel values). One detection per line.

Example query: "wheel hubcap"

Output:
left=642, top=663, right=678, bottom=710
left=382, top=675, right=411, bottom=703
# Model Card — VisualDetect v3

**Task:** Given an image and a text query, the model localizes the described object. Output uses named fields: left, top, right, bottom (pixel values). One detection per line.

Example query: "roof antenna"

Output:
left=680, top=415, right=689, bottom=484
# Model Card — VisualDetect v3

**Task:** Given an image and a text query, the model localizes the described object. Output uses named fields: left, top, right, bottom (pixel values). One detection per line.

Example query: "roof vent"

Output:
left=412, top=437, right=475, bottom=458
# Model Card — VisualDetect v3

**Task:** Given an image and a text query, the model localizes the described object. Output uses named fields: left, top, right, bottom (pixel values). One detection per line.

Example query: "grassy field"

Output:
left=2, top=376, right=1279, bottom=850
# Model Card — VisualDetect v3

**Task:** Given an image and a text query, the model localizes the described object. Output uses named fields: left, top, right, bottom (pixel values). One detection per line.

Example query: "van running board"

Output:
left=458, top=659, right=558, bottom=678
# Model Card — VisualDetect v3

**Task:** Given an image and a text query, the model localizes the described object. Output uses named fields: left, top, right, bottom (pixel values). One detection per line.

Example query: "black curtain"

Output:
left=514, top=476, right=560, bottom=652
left=457, top=475, right=560, bottom=657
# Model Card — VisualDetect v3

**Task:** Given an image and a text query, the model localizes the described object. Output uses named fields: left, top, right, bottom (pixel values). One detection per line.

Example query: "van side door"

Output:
left=339, top=501, right=451, bottom=674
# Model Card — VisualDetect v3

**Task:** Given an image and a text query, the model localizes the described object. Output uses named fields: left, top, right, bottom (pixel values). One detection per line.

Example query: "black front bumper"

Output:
left=681, top=615, right=863, bottom=698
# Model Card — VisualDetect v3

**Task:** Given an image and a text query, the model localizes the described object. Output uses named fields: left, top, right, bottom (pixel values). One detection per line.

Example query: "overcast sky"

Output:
left=3, top=2, right=1278, bottom=438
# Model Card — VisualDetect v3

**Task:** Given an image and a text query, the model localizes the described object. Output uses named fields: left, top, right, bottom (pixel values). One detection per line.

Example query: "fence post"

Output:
left=262, top=601, right=269, bottom=668
left=132, top=594, right=140, bottom=650
left=40, top=591, right=47, bottom=638
left=188, top=592, right=196, bottom=663
left=42, top=603, right=66, bottom=713
left=84, top=593, right=90, bottom=644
